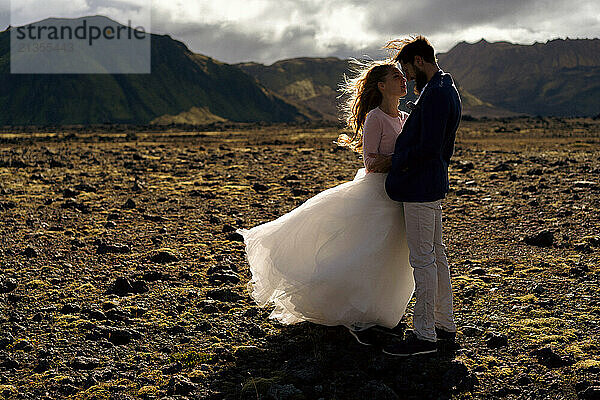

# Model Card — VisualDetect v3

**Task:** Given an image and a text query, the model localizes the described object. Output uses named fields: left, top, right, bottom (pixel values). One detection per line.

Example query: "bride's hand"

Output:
left=368, top=153, right=392, bottom=173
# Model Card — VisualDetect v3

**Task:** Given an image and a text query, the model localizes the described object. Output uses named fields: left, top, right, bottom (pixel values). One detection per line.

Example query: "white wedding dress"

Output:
left=237, top=167, right=415, bottom=331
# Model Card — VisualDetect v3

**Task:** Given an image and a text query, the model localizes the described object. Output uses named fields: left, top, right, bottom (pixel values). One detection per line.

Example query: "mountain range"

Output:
left=1, top=16, right=599, bottom=125
left=242, top=38, right=600, bottom=119
left=0, top=16, right=307, bottom=125
left=437, top=38, right=600, bottom=117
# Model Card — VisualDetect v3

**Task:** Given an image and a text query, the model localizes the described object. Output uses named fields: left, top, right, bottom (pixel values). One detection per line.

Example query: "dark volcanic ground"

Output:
left=0, top=117, right=599, bottom=400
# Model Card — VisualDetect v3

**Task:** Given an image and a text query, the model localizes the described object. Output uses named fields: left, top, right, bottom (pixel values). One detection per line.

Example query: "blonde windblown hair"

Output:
left=336, top=59, right=396, bottom=153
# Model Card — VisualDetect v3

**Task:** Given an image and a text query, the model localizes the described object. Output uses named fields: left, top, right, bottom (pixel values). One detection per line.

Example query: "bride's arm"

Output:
left=367, top=153, right=392, bottom=173
left=362, top=114, right=383, bottom=172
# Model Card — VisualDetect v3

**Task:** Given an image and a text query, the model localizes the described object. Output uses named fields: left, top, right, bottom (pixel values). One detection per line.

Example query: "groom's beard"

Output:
left=414, top=69, right=428, bottom=95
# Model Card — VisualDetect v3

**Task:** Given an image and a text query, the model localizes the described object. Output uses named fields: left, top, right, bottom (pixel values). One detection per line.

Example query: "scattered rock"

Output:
left=0, top=277, right=17, bottom=293
left=456, top=161, right=475, bottom=172
left=63, top=188, right=80, bottom=198
left=105, top=277, right=148, bottom=296
left=61, top=199, right=91, bottom=213
left=140, top=270, right=172, bottom=282
left=97, top=325, right=141, bottom=345
left=515, top=373, right=532, bottom=386
left=0, top=334, right=14, bottom=350
left=141, top=214, right=165, bottom=222
left=579, top=386, right=600, bottom=400
left=469, top=267, right=486, bottom=275
left=486, top=333, right=508, bottom=348
left=60, top=303, right=81, bottom=314
left=0, top=201, right=16, bottom=211
left=582, top=236, right=600, bottom=247
left=456, top=188, right=477, bottom=196
left=532, top=284, right=545, bottom=294
left=441, top=361, right=471, bottom=390
left=530, top=346, right=574, bottom=368
left=573, top=180, right=597, bottom=189
left=122, top=198, right=136, bottom=209
left=189, top=189, right=216, bottom=199
left=221, top=224, right=236, bottom=233
left=70, top=357, right=100, bottom=370
left=243, top=308, right=260, bottom=318
left=524, top=230, right=554, bottom=247
left=492, top=163, right=513, bottom=172
left=74, top=183, right=97, bottom=193
left=33, top=358, right=51, bottom=373
left=267, top=383, right=305, bottom=400
left=22, top=246, right=38, bottom=258
left=150, top=250, right=179, bottom=264
left=291, top=188, right=309, bottom=196
left=208, top=272, right=240, bottom=284
left=166, top=325, right=186, bottom=335
left=527, top=168, right=543, bottom=175
left=252, top=183, right=270, bottom=192
left=162, top=362, right=183, bottom=374
left=570, top=264, right=590, bottom=277
left=247, top=325, right=266, bottom=338
left=493, top=387, right=521, bottom=397
left=166, top=375, right=196, bottom=396
left=227, top=232, right=245, bottom=242
left=195, top=321, right=212, bottom=332
left=96, top=242, right=131, bottom=255
left=233, top=345, right=263, bottom=359
left=200, top=301, right=219, bottom=314
left=84, top=309, right=107, bottom=321
left=13, top=339, right=33, bottom=351
left=207, top=288, right=244, bottom=303
left=0, top=358, right=19, bottom=370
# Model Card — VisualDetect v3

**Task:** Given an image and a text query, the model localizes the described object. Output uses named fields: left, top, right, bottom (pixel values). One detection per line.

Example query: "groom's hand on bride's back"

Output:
left=368, top=153, right=392, bottom=173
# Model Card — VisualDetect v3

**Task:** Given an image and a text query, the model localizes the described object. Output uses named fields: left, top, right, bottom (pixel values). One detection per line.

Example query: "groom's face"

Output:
left=400, top=60, right=428, bottom=94
left=399, top=61, right=415, bottom=82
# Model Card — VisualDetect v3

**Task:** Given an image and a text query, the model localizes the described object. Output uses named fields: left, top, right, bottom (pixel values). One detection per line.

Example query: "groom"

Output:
left=372, top=36, right=461, bottom=356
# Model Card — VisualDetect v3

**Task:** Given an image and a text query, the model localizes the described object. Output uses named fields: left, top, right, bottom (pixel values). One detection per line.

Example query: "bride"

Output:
left=236, top=59, right=414, bottom=343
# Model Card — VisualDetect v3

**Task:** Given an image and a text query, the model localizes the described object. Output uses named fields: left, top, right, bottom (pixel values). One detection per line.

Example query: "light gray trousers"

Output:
left=403, top=200, right=457, bottom=342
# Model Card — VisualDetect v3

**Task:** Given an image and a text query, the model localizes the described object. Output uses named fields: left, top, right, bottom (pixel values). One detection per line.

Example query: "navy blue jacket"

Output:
left=385, top=70, right=461, bottom=202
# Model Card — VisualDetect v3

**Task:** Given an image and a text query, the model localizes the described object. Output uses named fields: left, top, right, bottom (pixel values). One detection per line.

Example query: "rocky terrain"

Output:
left=0, top=117, right=599, bottom=399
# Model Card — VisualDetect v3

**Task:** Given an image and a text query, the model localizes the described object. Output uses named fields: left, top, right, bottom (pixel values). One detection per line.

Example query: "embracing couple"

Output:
left=237, top=36, right=462, bottom=357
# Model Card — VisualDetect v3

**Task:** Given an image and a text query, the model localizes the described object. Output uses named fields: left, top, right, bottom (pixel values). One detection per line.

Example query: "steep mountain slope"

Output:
left=237, top=57, right=350, bottom=121
left=238, top=56, right=517, bottom=119
left=0, top=16, right=307, bottom=125
left=437, top=38, right=600, bottom=116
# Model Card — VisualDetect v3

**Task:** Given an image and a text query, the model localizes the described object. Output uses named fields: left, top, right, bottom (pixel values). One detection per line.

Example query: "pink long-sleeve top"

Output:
left=362, top=107, right=409, bottom=172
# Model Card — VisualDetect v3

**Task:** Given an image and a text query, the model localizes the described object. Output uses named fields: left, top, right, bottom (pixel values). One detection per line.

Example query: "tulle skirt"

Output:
left=237, top=168, right=414, bottom=331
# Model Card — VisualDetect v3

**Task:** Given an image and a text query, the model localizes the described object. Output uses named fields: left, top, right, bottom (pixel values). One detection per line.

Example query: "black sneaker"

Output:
left=347, top=327, right=380, bottom=346
left=404, top=327, right=457, bottom=342
left=382, top=334, right=437, bottom=357
left=435, top=327, right=456, bottom=342
left=372, top=321, right=407, bottom=338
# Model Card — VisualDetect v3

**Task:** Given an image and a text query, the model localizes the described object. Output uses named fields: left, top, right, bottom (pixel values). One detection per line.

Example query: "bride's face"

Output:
left=380, top=67, right=407, bottom=97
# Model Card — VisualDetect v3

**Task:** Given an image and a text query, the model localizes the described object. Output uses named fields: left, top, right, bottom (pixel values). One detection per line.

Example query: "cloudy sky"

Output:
left=2, top=0, right=600, bottom=64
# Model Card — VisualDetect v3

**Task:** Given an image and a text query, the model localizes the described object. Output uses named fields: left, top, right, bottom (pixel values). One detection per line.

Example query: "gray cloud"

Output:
left=150, top=0, right=600, bottom=64
left=362, top=0, right=600, bottom=53
left=0, top=0, right=9, bottom=30
left=2, top=0, right=600, bottom=64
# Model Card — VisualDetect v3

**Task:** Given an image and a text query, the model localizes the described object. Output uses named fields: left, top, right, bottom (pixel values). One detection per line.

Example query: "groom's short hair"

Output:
left=393, top=36, right=436, bottom=64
